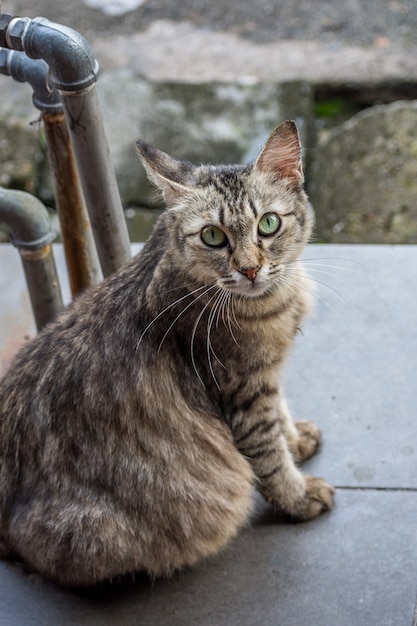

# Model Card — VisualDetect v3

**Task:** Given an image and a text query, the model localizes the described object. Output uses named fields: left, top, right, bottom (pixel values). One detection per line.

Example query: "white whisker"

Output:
left=304, top=274, right=352, bottom=312
left=230, top=293, right=243, bottom=333
left=300, top=257, right=375, bottom=294
left=226, top=292, right=242, bottom=349
left=206, top=291, right=228, bottom=390
left=303, top=262, right=359, bottom=275
left=190, top=289, right=221, bottom=388
left=280, top=270, right=345, bottom=324
left=301, top=257, right=372, bottom=276
left=157, top=284, right=218, bottom=353
left=288, top=267, right=352, bottom=314
left=214, top=289, right=227, bottom=329
left=302, top=266, right=356, bottom=280
left=136, top=284, right=211, bottom=351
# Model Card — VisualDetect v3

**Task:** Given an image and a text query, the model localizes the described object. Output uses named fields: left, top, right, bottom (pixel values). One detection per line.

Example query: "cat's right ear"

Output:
left=136, top=140, right=195, bottom=207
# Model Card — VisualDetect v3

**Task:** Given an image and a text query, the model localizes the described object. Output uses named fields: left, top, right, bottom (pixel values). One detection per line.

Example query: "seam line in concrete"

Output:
left=335, top=486, right=417, bottom=492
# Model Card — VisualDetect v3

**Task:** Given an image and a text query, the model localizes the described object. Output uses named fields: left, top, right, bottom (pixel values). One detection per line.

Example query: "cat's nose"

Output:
left=239, top=265, right=261, bottom=282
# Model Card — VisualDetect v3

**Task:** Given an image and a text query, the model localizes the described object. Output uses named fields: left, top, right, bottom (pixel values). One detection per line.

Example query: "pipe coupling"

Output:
left=5, top=16, right=30, bottom=51
left=0, top=13, right=13, bottom=47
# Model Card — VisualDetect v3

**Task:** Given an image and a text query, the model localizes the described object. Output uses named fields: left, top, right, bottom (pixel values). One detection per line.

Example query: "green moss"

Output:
left=314, top=97, right=355, bottom=119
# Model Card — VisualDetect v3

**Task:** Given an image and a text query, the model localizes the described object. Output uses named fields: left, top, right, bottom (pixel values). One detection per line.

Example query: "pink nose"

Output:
left=239, top=266, right=261, bottom=282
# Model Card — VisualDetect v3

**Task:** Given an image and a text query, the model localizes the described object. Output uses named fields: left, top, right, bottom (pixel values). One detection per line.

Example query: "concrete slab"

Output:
left=283, top=245, right=417, bottom=489
left=0, top=243, right=416, bottom=625
left=0, top=490, right=416, bottom=626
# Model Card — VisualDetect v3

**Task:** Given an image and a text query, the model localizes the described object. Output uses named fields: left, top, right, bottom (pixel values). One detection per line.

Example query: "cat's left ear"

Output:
left=253, top=120, right=304, bottom=189
left=136, top=140, right=195, bottom=206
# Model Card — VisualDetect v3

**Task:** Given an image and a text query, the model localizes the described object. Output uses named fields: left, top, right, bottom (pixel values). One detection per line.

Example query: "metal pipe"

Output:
left=0, top=48, right=102, bottom=295
left=0, top=14, right=131, bottom=276
left=0, top=15, right=98, bottom=91
left=0, top=188, right=63, bottom=331
left=42, top=110, right=102, bottom=294
left=60, top=87, right=131, bottom=276
left=0, top=47, right=61, bottom=112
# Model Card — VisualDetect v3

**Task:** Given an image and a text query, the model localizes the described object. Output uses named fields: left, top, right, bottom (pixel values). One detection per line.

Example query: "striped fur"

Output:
left=0, top=121, right=334, bottom=587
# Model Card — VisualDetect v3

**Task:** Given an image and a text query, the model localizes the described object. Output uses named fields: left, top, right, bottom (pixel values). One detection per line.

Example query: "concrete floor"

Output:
left=0, top=243, right=416, bottom=625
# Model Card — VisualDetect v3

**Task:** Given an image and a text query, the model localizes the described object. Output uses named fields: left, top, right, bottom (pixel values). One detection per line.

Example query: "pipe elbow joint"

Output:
left=1, top=49, right=62, bottom=113
left=0, top=188, right=56, bottom=251
left=4, top=16, right=99, bottom=92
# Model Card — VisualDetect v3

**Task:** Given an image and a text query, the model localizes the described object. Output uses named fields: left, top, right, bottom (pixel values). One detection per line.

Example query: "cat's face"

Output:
left=170, top=170, right=312, bottom=298
left=137, top=121, right=313, bottom=299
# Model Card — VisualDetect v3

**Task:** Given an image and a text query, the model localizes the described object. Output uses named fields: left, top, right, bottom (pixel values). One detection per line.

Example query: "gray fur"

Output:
left=0, top=121, right=334, bottom=586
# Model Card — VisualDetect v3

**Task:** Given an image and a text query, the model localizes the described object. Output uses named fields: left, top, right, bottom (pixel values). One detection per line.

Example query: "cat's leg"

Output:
left=232, top=393, right=334, bottom=522
left=277, top=396, right=322, bottom=463
left=257, top=434, right=334, bottom=522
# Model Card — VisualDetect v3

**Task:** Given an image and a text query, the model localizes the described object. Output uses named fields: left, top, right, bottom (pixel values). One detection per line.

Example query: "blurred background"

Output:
left=1, top=0, right=417, bottom=243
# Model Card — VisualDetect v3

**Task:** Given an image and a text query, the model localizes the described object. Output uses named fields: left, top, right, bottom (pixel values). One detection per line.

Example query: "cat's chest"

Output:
left=183, top=309, right=296, bottom=390
left=154, top=286, right=307, bottom=397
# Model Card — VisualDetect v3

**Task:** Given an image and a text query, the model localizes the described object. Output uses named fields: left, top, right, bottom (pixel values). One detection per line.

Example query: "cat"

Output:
left=0, top=120, right=334, bottom=587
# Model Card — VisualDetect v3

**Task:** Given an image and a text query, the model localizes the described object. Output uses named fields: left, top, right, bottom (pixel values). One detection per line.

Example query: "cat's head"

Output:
left=136, top=121, right=313, bottom=299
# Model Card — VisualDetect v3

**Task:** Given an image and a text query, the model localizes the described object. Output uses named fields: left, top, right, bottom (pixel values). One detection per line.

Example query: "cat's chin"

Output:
left=225, top=281, right=270, bottom=299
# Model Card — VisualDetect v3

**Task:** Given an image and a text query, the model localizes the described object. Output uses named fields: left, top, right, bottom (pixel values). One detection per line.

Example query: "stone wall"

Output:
left=1, top=68, right=417, bottom=243
left=310, top=100, right=417, bottom=244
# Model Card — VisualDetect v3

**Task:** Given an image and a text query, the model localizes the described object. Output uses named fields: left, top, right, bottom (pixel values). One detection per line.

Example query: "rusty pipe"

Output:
left=0, top=14, right=131, bottom=276
left=0, top=47, right=101, bottom=295
left=42, top=110, right=102, bottom=295
left=0, top=188, right=63, bottom=330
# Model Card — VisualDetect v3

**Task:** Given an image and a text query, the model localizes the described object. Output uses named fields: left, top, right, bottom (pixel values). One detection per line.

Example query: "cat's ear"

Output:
left=136, top=140, right=195, bottom=206
left=254, top=120, right=304, bottom=189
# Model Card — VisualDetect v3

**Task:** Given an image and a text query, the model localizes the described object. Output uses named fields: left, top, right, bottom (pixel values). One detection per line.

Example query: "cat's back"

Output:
left=0, top=233, right=164, bottom=392
left=0, top=245, right=156, bottom=455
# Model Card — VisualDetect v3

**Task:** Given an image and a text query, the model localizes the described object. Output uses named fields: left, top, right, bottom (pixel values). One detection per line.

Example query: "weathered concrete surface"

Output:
left=8, top=0, right=417, bottom=84
left=1, top=243, right=417, bottom=625
left=310, top=101, right=417, bottom=243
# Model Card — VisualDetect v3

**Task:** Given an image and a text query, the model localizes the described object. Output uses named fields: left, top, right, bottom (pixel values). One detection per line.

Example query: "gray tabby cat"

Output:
left=0, top=120, right=334, bottom=586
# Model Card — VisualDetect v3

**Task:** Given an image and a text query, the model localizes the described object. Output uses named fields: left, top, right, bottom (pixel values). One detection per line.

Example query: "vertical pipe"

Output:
left=19, top=245, right=63, bottom=331
left=42, top=110, right=101, bottom=295
left=0, top=187, right=63, bottom=331
left=0, top=48, right=102, bottom=296
left=0, top=14, right=132, bottom=277
left=60, top=87, right=131, bottom=277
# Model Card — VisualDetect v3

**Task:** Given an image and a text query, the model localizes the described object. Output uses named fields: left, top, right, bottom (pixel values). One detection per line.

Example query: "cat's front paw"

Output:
left=292, top=420, right=322, bottom=462
left=290, top=476, right=335, bottom=522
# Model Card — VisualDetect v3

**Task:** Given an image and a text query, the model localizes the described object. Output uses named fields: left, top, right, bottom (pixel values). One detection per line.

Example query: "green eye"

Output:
left=258, top=213, right=281, bottom=236
left=201, top=225, right=227, bottom=248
